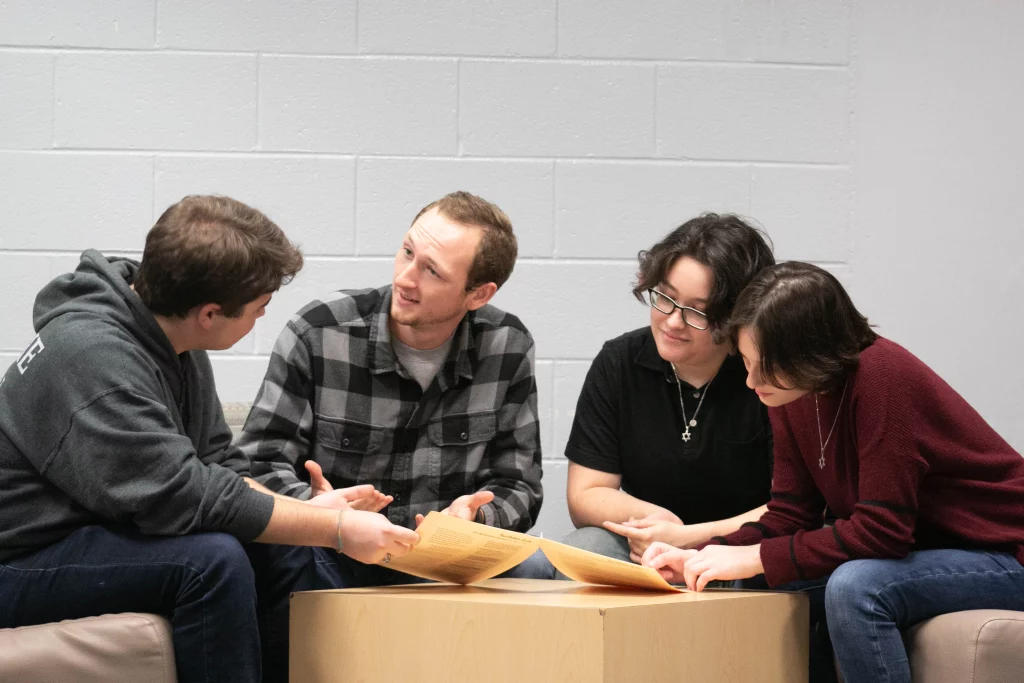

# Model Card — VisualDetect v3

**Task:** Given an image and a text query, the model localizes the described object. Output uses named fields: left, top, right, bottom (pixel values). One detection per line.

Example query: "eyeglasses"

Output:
left=648, top=288, right=709, bottom=330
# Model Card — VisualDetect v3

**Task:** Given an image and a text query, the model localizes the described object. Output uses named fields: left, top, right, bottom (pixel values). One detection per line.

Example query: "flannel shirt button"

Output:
left=342, top=438, right=351, bottom=446
left=460, top=432, right=468, bottom=441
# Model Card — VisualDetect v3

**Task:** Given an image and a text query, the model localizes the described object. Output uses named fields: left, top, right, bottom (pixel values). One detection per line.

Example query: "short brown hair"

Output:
left=134, top=195, right=304, bottom=318
left=730, top=262, right=877, bottom=391
left=633, top=213, right=775, bottom=343
left=412, top=191, right=518, bottom=290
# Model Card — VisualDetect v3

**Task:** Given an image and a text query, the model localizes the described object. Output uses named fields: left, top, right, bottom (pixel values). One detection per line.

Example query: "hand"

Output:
left=603, top=518, right=685, bottom=562
left=645, top=543, right=763, bottom=592
left=304, top=461, right=392, bottom=512
left=605, top=516, right=718, bottom=562
left=415, top=490, right=495, bottom=526
left=639, top=542, right=697, bottom=583
left=306, top=485, right=392, bottom=512
left=337, top=509, right=421, bottom=565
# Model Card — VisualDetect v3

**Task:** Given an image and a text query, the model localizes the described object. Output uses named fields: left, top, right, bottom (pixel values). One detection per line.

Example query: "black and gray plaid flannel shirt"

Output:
left=237, top=286, right=543, bottom=532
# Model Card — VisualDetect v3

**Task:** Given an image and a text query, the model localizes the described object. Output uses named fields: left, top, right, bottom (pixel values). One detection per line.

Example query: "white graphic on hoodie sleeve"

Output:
left=16, top=335, right=45, bottom=375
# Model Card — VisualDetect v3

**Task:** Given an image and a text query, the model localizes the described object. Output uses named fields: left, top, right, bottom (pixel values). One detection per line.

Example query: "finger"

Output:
left=388, top=527, right=420, bottom=545
left=372, top=495, right=393, bottom=513
left=470, top=490, right=495, bottom=507
left=304, top=461, right=333, bottom=490
left=630, top=551, right=643, bottom=564
left=683, top=557, right=712, bottom=592
left=642, top=542, right=671, bottom=565
left=340, top=484, right=376, bottom=501
left=603, top=521, right=640, bottom=538
left=415, top=514, right=425, bottom=526
left=696, top=566, right=722, bottom=593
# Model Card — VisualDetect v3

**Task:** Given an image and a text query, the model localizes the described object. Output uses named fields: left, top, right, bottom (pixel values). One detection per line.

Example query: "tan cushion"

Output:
left=0, top=613, right=176, bottom=683
left=222, top=401, right=253, bottom=435
left=902, top=610, right=1024, bottom=683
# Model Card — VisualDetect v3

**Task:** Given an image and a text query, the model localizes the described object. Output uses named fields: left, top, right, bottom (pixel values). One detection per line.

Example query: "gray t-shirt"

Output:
left=391, top=334, right=455, bottom=391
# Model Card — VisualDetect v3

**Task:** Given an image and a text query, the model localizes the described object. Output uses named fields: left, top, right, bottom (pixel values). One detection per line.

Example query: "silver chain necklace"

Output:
left=672, top=366, right=715, bottom=443
left=814, top=381, right=848, bottom=469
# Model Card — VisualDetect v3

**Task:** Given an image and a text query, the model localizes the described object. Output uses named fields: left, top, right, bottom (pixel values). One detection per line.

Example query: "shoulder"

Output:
left=5, top=318, right=157, bottom=403
left=470, top=303, right=534, bottom=352
left=601, top=327, right=651, bottom=356
left=288, top=286, right=387, bottom=335
left=853, top=336, right=935, bottom=391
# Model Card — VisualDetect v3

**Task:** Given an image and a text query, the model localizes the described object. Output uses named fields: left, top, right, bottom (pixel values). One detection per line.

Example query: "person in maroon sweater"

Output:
left=643, top=262, right=1024, bottom=683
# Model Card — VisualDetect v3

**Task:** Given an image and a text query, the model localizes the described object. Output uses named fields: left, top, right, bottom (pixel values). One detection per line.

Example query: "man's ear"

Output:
left=194, top=303, right=223, bottom=331
left=465, top=282, right=498, bottom=311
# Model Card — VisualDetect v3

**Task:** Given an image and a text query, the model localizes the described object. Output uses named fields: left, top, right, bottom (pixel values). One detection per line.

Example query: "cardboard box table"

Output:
left=290, top=578, right=808, bottom=683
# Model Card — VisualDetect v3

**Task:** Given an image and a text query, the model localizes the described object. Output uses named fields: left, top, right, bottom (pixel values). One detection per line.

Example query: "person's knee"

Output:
left=825, top=559, right=878, bottom=617
left=184, top=533, right=255, bottom=589
left=562, top=526, right=624, bottom=556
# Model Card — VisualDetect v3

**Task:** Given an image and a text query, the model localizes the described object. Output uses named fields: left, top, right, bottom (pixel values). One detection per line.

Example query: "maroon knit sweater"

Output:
left=713, top=337, right=1024, bottom=587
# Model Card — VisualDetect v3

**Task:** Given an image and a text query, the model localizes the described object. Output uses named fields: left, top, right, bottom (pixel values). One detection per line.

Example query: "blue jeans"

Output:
left=821, top=549, right=1024, bottom=683
left=0, top=525, right=316, bottom=683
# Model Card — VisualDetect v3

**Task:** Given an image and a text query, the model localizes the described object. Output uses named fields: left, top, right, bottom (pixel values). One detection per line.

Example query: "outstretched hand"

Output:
left=304, top=461, right=392, bottom=512
left=415, top=490, right=495, bottom=526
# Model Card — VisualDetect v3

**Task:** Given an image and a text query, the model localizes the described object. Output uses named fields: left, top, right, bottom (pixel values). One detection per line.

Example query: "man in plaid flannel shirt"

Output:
left=237, top=191, right=545, bottom=586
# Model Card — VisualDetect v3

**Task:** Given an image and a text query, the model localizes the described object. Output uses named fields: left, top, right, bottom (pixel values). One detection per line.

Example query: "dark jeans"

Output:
left=0, top=525, right=316, bottom=683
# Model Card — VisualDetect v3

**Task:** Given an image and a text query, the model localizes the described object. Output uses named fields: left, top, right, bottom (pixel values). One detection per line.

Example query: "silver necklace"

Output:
left=814, top=382, right=848, bottom=469
left=672, top=366, right=715, bottom=443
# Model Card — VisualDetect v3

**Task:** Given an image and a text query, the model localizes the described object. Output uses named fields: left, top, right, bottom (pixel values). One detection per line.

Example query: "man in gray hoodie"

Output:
left=0, top=195, right=419, bottom=683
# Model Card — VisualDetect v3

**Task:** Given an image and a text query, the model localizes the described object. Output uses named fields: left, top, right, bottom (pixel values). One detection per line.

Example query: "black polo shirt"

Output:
left=565, top=327, right=773, bottom=524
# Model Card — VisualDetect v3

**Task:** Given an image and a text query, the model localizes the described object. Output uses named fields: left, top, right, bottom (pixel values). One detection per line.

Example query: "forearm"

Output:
left=706, top=504, right=769, bottom=539
left=570, top=486, right=670, bottom=528
left=244, top=477, right=299, bottom=502
left=252, top=495, right=339, bottom=549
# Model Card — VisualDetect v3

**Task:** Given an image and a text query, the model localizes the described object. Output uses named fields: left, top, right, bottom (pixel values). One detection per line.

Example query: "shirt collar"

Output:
left=634, top=329, right=744, bottom=390
left=367, top=287, right=476, bottom=386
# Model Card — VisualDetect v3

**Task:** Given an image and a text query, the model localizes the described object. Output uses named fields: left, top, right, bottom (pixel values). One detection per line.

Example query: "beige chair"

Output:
left=0, top=404, right=254, bottom=683
left=833, top=610, right=1024, bottom=682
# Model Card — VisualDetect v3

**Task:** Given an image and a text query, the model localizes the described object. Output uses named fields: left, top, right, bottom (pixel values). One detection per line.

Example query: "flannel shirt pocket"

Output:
left=427, top=410, right=498, bottom=447
left=315, top=417, right=384, bottom=455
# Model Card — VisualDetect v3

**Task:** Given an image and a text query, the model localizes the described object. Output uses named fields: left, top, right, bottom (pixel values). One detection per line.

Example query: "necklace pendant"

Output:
left=688, top=419, right=697, bottom=427
left=682, top=430, right=692, bottom=442
left=818, top=453, right=826, bottom=469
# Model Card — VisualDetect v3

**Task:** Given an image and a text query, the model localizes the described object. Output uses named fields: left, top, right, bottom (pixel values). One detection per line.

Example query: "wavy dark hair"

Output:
left=730, top=262, right=877, bottom=391
left=632, top=213, right=775, bottom=343
left=135, top=195, right=303, bottom=318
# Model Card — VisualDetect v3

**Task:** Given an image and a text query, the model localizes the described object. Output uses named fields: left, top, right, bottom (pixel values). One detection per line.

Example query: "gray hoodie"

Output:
left=0, top=250, right=274, bottom=561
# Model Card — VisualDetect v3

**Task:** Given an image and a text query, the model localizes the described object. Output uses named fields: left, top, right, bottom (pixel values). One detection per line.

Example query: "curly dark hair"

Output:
left=633, top=213, right=775, bottom=343
left=730, top=262, right=877, bottom=391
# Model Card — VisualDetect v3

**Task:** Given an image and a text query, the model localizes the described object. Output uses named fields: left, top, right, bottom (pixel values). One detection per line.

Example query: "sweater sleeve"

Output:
left=759, top=369, right=929, bottom=586
left=709, top=408, right=827, bottom=552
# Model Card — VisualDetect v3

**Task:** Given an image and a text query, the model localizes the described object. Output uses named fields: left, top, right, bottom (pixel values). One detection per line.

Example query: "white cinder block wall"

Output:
left=1, top=1, right=1021, bottom=540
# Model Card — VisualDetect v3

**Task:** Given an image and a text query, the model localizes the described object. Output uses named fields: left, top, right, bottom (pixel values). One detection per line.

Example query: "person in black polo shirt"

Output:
left=562, top=214, right=776, bottom=567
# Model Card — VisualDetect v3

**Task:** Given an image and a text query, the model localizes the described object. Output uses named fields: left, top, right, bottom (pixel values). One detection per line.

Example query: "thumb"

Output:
left=305, top=460, right=330, bottom=486
left=470, top=490, right=495, bottom=507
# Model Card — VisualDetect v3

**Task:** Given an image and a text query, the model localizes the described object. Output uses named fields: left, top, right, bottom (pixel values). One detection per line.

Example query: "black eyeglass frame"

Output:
left=647, top=288, right=710, bottom=331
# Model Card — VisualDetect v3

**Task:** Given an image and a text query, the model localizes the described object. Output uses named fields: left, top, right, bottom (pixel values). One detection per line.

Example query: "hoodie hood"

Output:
left=33, top=249, right=184, bottom=395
